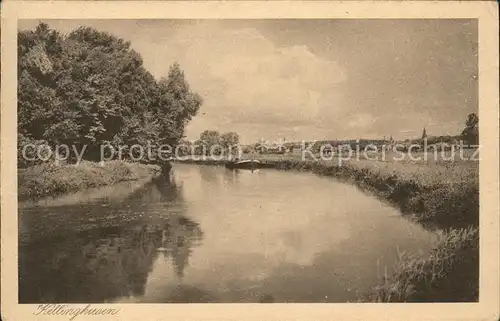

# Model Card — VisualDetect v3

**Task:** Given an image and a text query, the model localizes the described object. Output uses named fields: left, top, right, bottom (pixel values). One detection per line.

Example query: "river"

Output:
left=19, top=163, right=437, bottom=303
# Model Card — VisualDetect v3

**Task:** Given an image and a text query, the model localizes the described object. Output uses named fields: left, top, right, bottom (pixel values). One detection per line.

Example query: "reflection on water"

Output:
left=19, top=164, right=438, bottom=303
left=20, top=215, right=203, bottom=303
left=20, top=175, right=203, bottom=303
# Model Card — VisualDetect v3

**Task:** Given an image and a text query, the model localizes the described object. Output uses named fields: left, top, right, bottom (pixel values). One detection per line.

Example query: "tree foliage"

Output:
left=461, top=113, right=479, bottom=145
left=192, top=130, right=240, bottom=156
left=198, top=130, right=221, bottom=155
left=18, top=23, right=202, bottom=165
left=220, top=132, right=240, bottom=149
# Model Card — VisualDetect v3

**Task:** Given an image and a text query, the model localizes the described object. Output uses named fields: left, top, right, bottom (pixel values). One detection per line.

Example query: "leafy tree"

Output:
left=176, top=139, right=192, bottom=156
left=198, top=130, right=221, bottom=155
left=220, top=132, right=240, bottom=150
left=155, top=63, right=202, bottom=147
left=17, top=23, right=202, bottom=165
left=461, top=113, right=479, bottom=145
left=192, top=139, right=206, bottom=156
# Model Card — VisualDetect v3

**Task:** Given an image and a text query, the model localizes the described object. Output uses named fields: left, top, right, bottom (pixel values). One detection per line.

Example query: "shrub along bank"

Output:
left=18, top=160, right=160, bottom=201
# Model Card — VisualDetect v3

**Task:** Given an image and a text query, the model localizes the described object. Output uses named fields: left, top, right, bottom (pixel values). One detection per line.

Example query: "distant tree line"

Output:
left=18, top=23, right=202, bottom=166
left=414, top=112, right=479, bottom=149
left=175, top=130, right=240, bottom=156
left=255, top=112, right=479, bottom=155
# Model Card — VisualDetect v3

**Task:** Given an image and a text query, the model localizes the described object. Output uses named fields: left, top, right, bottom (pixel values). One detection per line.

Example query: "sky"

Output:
left=19, top=19, right=478, bottom=144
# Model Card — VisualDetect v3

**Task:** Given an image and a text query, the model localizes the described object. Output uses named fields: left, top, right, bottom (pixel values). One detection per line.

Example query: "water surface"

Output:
left=19, top=163, right=437, bottom=303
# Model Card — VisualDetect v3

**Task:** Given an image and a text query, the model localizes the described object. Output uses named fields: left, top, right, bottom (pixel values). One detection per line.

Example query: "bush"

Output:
left=18, top=161, right=160, bottom=200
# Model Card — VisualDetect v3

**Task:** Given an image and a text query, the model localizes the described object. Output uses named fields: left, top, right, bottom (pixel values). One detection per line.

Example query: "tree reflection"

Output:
left=123, top=173, right=184, bottom=204
left=157, top=214, right=203, bottom=279
left=19, top=173, right=204, bottom=303
left=223, top=168, right=240, bottom=185
left=199, top=165, right=219, bottom=183
left=151, top=174, right=185, bottom=203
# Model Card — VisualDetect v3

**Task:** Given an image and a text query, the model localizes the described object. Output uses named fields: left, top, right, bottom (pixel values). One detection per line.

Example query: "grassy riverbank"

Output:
left=368, top=226, right=478, bottom=302
left=175, top=156, right=479, bottom=302
left=18, top=161, right=160, bottom=200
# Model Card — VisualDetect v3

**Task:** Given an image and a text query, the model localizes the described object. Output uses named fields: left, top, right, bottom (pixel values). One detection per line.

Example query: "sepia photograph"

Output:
left=1, top=1, right=499, bottom=321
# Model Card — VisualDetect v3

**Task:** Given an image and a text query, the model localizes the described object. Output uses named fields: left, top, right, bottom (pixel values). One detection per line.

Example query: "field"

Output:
left=250, top=148, right=478, bottom=165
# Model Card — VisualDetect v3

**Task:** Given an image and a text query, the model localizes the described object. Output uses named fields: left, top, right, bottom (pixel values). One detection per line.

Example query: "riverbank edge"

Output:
left=18, top=160, right=161, bottom=201
left=173, top=158, right=479, bottom=302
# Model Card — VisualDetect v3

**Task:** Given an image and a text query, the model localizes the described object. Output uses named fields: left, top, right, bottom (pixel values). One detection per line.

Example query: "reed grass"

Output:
left=367, top=227, right=479, bottom=302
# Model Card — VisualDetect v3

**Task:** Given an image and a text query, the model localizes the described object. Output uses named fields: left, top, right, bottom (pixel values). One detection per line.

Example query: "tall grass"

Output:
left=368, top=227, right=479, bottom=302
left=18, top=160, right=160, bottom=200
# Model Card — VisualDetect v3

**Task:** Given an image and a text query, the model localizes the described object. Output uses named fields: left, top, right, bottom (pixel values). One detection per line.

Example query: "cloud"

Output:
left=132, top=22, right=345, bottom=140
left=346, top=113, right=377, bottom=129
left=18, top=19, right=477, bottom=142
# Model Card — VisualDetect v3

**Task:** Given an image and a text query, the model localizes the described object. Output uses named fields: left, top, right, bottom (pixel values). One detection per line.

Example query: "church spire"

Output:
left=421, top=127, right=427, bottom=140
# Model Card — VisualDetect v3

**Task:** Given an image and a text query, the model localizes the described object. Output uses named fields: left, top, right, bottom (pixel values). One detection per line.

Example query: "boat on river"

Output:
left=225, top=159, right=261, bottom=170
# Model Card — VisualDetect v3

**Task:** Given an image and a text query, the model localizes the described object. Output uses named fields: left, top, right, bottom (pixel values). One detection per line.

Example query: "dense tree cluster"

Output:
left=461, top=113, right=479, bottom=145
left=18, top=23, right=202, bottom=166
left=190, top=130, right=240, bottom=156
